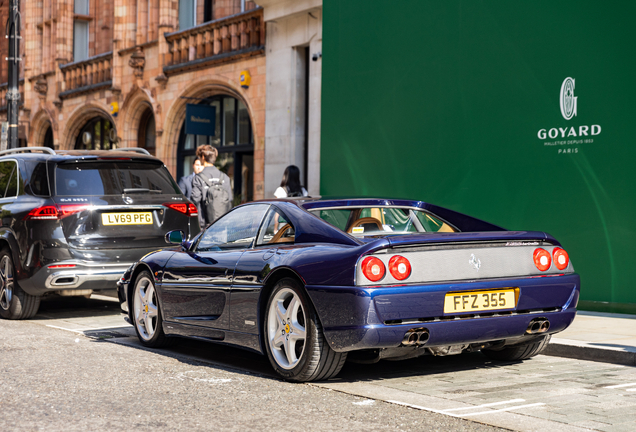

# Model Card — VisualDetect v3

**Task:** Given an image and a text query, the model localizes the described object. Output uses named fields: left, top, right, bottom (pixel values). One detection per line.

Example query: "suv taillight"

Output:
left=163, top=202, right=198, bottom=217
left=25, top=205, right=90, bottom=220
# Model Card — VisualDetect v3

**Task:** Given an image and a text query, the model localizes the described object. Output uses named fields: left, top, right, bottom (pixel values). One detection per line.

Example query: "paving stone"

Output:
left=598, top=422, right=636, bottom=432
left=570, top=419, right=616, bottom=430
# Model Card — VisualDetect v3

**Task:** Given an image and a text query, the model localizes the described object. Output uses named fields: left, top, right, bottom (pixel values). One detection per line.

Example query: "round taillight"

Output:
left=533, top=248, right=551, bottom=272
left=389, top=255, right=411, bottom=281
left=361, top=257, right=385, bottom=282
left=553, top=247, right=569, bottom=270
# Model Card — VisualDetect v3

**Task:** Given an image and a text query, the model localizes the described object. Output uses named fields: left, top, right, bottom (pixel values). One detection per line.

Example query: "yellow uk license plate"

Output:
left=444, top=289, right=516, bottom=314
left=101, top=212, right=153, bottom=226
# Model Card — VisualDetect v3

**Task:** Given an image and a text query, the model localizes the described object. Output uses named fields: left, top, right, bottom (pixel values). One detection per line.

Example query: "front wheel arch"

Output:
left=127, top=263, right=156, bottom=324
left=129, top=268, right=175, bottom=348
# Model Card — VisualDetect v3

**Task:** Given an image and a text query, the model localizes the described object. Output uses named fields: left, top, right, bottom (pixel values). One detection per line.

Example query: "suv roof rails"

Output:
left=113, top=147, right=151, bottom=156
left=0, top=147, right=56, bottom=156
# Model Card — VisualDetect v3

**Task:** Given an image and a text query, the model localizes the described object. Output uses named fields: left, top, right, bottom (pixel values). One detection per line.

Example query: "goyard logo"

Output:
left=469, top=254, right=481, bottom=271
left=560, top=77, right=577, bottom=120
left=537, top=77, right=601, bottom=144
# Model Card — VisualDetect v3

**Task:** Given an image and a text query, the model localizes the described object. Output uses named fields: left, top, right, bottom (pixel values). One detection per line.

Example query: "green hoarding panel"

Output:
left=321, top=1, right=636, bottom=310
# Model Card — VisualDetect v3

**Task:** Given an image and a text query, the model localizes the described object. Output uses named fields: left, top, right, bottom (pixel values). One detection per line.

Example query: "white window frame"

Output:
left=179, top=0, right=197, bottom=31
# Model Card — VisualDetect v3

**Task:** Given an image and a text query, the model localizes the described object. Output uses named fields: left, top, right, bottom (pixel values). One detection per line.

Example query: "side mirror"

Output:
left=165, top=230, right=185, bottom=244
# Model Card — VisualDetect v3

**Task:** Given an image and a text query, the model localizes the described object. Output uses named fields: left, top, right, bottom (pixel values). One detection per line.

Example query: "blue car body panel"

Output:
left=117, top=198, right=580, bottom=358
left=306, top=273, right=579, bottom=351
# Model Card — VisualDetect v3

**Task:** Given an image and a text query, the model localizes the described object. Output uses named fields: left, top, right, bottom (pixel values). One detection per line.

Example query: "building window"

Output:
left=179, top=0, right=196, bottom=30
left=74, top=0, right=90, bottom=62
left=204, top=0, right=213, bottom=22
left=75, top=117, right=117, bottom=150
left=137, top=108, right=156, bottom=156
left=43, top=126, right=54, bottom=149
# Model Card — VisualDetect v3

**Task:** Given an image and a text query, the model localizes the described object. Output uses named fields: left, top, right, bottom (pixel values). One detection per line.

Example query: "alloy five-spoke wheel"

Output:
left=134, top=275, right=159, bottom=341
left=267, top=287, right=307, bottom=369
left=263, top=278, right=347, bottom=382
left=132, top=270, right=172, bottom=347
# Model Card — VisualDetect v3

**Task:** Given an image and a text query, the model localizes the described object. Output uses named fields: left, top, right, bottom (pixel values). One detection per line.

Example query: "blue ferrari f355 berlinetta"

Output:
left=117, top=198, right=580, bottom=382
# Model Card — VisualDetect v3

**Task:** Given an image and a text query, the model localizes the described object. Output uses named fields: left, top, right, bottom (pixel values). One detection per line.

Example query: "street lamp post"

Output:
left=5, top=0, right=21, bottom=149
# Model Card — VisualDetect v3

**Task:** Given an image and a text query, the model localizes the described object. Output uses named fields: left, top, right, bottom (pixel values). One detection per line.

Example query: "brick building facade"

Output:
left=1, top=0, right=265, bottom=203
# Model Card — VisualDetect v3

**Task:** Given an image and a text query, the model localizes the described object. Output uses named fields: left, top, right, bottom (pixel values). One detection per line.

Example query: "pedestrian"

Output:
left=274, top=165, right=308, bottom=198
left=191, top=145, right=233, bottom=228
left=178, top=157, right=203, bottom=199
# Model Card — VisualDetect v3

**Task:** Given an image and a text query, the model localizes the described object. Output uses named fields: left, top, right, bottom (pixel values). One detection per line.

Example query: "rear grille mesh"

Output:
left=383, top=307, right=561, bottom=325
left=358, top=245, right=574, bottom=286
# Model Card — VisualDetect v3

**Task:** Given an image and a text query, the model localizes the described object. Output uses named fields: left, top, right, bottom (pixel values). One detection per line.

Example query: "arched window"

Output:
left=43, top=126, right=54, bottom=149
left=177, top=94, right=253, bottom=204
left=137, top=108, right=156, bottom=155
left=75, top=117, right=117, bottom=150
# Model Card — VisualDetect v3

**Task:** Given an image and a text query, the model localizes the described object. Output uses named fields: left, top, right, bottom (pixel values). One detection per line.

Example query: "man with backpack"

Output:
left=191, top=145, right=233, bottom=229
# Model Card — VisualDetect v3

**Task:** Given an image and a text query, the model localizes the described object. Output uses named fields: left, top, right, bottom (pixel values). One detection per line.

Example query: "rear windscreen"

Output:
left=309, top=207, right=458, bottom=235
left=55, top=161, right=181, bottom=196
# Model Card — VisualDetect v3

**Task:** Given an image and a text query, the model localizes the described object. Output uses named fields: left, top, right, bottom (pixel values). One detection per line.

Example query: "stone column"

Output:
left=112, top=0, right=128, bottom=93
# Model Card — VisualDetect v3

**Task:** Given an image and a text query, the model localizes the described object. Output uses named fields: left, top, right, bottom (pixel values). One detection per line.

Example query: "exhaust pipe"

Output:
left=526, top=318, right=550, bottom=335
left=402, top=328, right=430, bottom=346
left=403, top=331, right=418, bottom=346
left=417, top=329, right=430, bottom=344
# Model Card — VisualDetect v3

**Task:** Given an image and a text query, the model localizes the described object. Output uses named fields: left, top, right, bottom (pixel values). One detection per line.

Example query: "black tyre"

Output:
left=482, top=335, right=551, bottom=361
left=0, top=249, right=40, bottom=320
left=131, top=270, right=174, bottom=348
left=263, top=277, right=347, bottom=382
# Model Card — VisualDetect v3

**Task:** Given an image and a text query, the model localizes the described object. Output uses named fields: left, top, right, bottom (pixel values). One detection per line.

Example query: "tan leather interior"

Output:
left=347, top=217, right=383, bottom=233
left=269, top=223, right=293, bottom=243
left=370, top=208, right=384, bottom=224
left=438, top=223, right=455, bottom=233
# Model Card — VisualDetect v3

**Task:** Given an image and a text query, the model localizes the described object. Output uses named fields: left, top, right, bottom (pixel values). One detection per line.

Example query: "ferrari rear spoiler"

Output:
left=386, top=231, right=556, bottom=249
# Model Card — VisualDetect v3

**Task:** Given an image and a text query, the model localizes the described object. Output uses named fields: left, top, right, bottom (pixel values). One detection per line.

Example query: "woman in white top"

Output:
left=274, top=165, right=308, bottom=198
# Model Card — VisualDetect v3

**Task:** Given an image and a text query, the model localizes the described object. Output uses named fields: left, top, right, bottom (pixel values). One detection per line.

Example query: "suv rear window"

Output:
left=55, top=161, right=181, bottom=196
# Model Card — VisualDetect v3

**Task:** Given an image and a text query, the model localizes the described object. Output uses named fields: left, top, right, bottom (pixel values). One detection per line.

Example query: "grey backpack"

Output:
left=198, top=168, right=231, bottom=223
left=285, top=186, right=303, bottom=197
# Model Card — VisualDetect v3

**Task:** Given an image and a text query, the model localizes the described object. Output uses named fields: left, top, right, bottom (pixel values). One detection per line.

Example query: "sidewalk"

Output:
left=545, top=310, right=636, bottom=366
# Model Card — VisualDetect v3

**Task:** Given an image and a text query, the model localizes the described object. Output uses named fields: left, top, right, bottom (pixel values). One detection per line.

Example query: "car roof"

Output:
left=250, top=197, right=425, bottom=208
left=300, top=198, right=426, bottom=210
left=0, top=148, right=160, bottom=163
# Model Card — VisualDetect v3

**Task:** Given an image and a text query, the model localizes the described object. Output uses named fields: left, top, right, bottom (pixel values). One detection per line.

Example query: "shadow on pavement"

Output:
left=31, top=295, right=516, bottom=384
left=331, top=351, right=517, bottom=383
left=109, top=333, right=513, bottom=385
left=31, top=295, right=121, bottom=320
left=106, top=333, right=279, bottom=381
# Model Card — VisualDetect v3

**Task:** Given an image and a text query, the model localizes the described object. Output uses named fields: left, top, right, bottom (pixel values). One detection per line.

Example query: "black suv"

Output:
left=0, top=147, right=200, bottom=320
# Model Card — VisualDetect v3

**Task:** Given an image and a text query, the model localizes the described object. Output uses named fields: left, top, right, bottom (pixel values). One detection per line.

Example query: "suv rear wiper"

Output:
left=123, top=188, right=162, bottom=194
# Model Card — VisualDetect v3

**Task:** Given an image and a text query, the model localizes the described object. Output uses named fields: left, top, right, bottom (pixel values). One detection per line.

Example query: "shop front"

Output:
left=75, top=117, right=117, bottom=150
left=177, top=94, right=254, bottom=205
